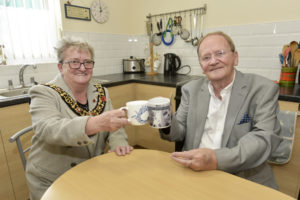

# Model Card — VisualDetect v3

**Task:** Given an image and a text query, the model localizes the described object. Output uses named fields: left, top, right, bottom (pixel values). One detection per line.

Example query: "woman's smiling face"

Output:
left=58, top=47, right=93, bottom=87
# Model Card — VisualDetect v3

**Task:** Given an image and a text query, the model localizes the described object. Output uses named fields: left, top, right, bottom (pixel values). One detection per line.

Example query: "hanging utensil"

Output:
left=185, top=12, right=193, bottom=43
left=151, top=17, right=161, bottom=46
left=162, top=17, right=175, bottom=46
left=192, top=11, right=199, bottom=46
left=175, top=16, right=182, bottom=27
left=180, top=13, right=190, bottom=40
left=146, top=20, right=152, bottom=36
left=199, top=11, right=204, bottom=38
left=174, top=15, right=182, bottom=35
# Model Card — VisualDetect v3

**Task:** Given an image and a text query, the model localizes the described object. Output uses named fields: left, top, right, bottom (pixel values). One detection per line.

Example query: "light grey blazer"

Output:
left=26, top=74, right=129, bottom=200
left=161, top=70, right=282, bottom=189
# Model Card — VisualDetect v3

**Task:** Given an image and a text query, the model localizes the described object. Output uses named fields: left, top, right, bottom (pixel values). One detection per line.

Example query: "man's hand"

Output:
left=109, top=145, right=134, bottom=156
left=170, top=148, right=217, bottom=171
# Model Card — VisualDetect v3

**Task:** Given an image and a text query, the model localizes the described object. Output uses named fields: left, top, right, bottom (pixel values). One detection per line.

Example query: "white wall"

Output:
left=59, top=0, right=300, bottom=34
left=131, top=0, right=300, bottom=34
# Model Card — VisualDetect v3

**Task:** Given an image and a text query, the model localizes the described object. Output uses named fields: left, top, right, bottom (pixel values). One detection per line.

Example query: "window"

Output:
left=0, top=0, right=62, bottom=65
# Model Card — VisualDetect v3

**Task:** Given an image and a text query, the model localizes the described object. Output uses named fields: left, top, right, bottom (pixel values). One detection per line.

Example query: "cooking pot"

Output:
left=123, top=56, right=145, bottom=73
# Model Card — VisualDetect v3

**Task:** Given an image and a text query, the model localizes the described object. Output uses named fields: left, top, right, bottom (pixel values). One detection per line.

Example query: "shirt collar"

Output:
left=208, top=70, right=236, bottom=99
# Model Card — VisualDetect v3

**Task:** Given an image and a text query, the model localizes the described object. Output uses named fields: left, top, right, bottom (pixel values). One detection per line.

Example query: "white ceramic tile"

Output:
left=276, top=20, right=300, bottom=34
left=252, top=23, right=276, bottom=35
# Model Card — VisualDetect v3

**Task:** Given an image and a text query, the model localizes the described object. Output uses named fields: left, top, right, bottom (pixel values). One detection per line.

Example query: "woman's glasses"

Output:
left=62, top=60, right=95, bottom=69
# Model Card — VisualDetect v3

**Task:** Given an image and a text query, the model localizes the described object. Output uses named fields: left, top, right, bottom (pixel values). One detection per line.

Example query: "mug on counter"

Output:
left=120, top=100, right=149, bottom=126
left=148, top=97, right=171, bottom=129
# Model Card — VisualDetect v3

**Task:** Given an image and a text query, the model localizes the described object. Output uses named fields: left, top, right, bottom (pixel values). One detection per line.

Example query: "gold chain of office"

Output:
left=44, top=84, right=106, bottom=116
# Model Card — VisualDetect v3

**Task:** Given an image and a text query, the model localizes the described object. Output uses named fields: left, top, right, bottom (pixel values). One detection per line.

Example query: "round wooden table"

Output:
left=41, top=149, right=295, bottom=200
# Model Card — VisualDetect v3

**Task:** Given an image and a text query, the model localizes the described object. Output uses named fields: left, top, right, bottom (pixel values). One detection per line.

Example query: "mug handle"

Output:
left=119, top=106, right=128, bottom=111
left=119, top=107, right=131, bottom=123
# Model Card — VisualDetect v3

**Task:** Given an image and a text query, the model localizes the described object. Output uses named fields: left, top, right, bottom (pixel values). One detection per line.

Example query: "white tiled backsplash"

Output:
left=0, top=20, right=300, bottom=89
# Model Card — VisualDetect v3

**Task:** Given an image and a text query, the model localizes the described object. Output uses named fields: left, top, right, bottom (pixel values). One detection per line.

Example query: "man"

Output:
left=160, top=31, right=282, bottom=189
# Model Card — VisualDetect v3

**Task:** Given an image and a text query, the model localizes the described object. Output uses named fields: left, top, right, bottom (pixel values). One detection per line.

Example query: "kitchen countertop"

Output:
left=1, top=73, right=300, bottom=107
left=93, top=73, right=199, bottom=87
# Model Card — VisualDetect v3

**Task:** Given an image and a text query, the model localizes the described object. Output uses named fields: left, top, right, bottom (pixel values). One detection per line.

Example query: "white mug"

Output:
left=148, top=97, right=171, bottom=128
left=120, top=100, right=149, bottom=126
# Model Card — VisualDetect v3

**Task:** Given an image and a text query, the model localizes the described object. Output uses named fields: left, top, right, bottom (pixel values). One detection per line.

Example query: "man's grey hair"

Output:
left=197, top=31, right=236, bottom=57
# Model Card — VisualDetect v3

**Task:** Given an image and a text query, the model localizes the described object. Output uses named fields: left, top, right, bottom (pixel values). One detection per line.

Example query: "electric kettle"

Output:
left=164, top=53, right=181, bottom=75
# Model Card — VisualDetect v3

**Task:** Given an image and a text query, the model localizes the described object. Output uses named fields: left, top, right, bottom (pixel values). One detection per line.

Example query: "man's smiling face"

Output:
left=198, top=35, right=238, bottom=83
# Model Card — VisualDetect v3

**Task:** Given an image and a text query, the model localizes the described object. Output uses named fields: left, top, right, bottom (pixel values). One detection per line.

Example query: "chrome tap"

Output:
left=19, top=64, right=37, bottom=88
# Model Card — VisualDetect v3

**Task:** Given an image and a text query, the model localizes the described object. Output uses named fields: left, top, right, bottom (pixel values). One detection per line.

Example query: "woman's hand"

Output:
left=86, top=109, right=129, bottom=135
left=109, top=145, right=134, bottom=156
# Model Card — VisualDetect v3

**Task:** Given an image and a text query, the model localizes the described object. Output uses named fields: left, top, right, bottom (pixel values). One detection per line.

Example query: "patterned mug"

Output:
left=148, top=97, right=171, bottom=129
left=120, top=100, right=149, bottom=126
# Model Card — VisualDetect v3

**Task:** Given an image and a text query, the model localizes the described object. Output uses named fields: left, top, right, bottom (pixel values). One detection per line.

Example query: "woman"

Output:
left=26, top=36, right=133, bottom=200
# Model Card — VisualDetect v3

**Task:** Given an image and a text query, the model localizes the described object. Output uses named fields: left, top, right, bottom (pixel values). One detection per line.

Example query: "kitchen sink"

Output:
left=0, top=87, right=30, bottom=98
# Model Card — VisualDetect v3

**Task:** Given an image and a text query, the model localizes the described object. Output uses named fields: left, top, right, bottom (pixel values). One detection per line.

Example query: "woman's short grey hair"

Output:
left=55, top=36, right=94, bottom=62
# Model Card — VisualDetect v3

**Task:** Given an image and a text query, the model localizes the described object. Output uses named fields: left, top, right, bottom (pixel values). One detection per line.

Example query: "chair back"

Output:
left=8, top=126, right=33, bottom=170
left=272, top=101, right=300, bottom=199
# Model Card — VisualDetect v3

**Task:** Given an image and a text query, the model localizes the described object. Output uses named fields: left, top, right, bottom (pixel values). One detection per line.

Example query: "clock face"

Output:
left=91, top=0, right=109, bottom=24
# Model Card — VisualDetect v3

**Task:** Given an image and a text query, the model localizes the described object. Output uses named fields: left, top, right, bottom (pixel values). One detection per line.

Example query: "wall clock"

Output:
left=91, top=0, right=109, bottom=24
